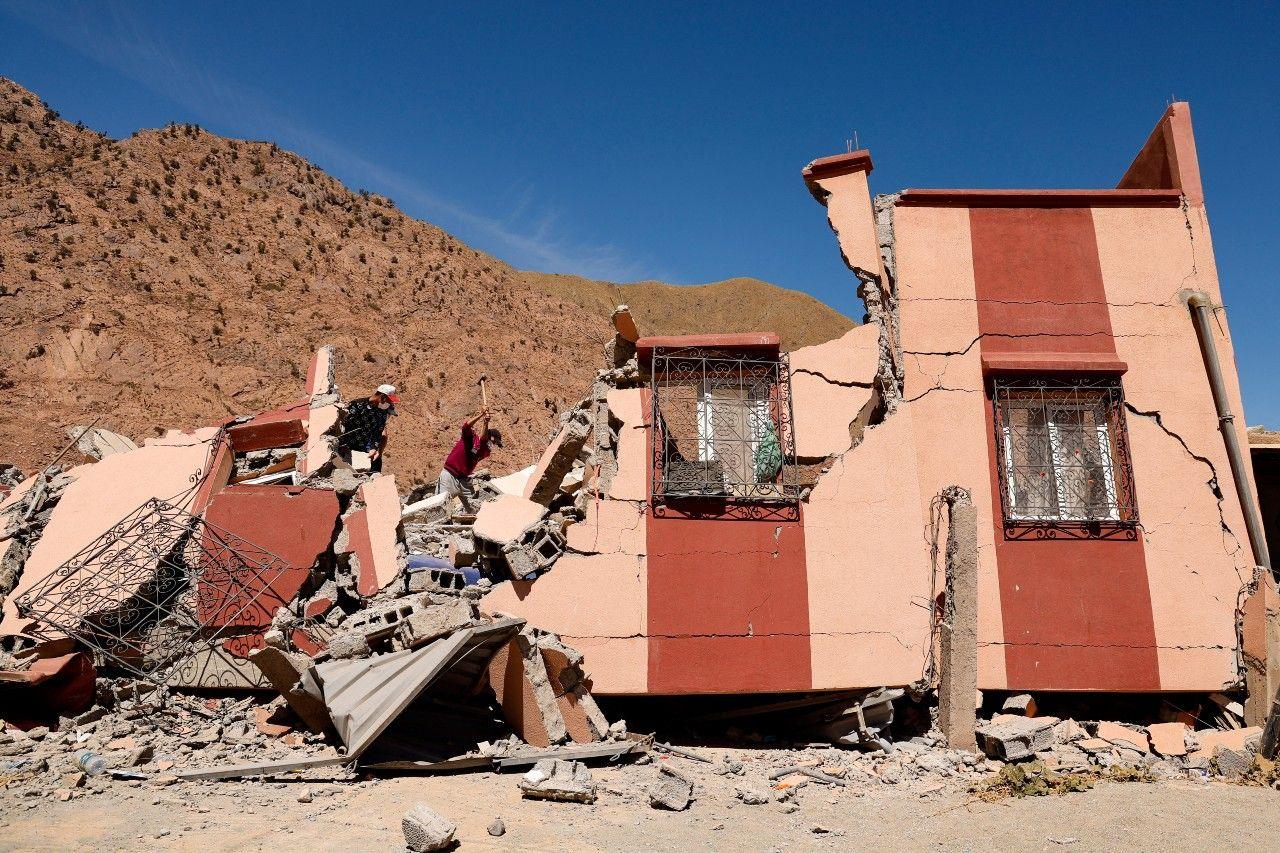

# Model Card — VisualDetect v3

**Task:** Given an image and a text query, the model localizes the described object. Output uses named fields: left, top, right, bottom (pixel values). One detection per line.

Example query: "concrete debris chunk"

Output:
left=401, top=803, right=457, bottom=852
left=1001, top=694, right=1037, bottom=717
left=1095, top=721, right=1150, bottom=753
left=734, top=786, right=769, bottom=805
left=473, top=494, right=548, bottom=547
left=518, top=758, right=596, bottom=803
left=65, top=425, right=137, bottom=460
left=1213, top=746, right=1253, bottom=780
left=648, top=764, right=694, bottom=811
left=524, top=417, right=590, bottom=505
left=1147, top=722, right=1189, bottom=757
left=977, top=715, right=1058, bottom=762
left=502, top=521, right=566, bottom=580
left=394, top=596, right=477, bottom=649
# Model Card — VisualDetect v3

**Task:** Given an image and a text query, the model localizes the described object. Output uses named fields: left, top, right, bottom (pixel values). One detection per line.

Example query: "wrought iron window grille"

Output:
left=991, top=375, right=1139, bottom=541
left=649, top=346, right=799, bottom=517
left=15, top=497, right=304, bottom=689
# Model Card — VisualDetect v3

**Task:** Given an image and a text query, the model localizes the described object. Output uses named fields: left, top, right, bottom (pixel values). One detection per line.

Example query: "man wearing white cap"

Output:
left=339, top=383, right=400, bottom=472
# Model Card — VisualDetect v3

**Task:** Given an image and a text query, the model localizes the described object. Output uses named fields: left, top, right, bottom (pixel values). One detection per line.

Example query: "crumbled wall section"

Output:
left=2, top=427, right=225, bottom=630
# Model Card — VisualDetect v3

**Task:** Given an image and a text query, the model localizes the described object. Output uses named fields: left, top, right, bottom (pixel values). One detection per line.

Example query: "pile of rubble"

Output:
left=0, top=341, right=637, bottom=792
left=974, top=698, right=1267, bottom=785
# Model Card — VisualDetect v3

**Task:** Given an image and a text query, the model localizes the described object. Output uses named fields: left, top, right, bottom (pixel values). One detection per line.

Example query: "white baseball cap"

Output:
left=376, top=383, right=400, bottom=402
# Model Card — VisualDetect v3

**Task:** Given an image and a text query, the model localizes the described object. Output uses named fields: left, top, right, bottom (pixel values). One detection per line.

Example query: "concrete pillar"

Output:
left=938, top=486, right=978, bottom=751
left=1243, top=567, right=1280, bottom=727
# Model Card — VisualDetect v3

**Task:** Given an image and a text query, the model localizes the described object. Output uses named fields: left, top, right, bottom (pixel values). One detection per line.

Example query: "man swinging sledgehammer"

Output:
left=436, top=374, right=503, bottom=512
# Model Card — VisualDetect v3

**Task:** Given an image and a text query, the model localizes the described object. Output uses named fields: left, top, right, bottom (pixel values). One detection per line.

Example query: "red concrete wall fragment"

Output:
left=0, top=653, right=96, bottom=727
left=226, top=400, right=309, bottom=453
left=539, top=646, right=597, bottom=744
left=199, top=485, right=340, bottom=637
left=487, top=639, right=552, bottom=748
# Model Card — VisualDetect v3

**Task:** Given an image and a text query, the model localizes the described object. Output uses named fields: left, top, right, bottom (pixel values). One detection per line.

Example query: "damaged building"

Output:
left=481, top=102, right=1276, bottom=725
left=0, top=101, right=1276, bottom=790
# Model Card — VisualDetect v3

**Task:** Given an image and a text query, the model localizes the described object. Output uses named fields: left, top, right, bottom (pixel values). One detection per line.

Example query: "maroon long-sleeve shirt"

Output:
left=443, top=424, right=491, bottom=477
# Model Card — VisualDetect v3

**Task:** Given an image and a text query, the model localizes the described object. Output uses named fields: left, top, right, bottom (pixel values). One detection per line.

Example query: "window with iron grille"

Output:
left=650, top=347, right=798, bottom=504
left=992, top=376, right=1138, bottom=538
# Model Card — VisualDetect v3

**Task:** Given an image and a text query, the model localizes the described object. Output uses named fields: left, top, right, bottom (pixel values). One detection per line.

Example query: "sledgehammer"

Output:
left=477, top=373, right=489, bottom=410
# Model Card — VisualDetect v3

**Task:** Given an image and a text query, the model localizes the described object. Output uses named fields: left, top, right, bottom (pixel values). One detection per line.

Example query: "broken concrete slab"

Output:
left=1191, top=725, right=1262, bottom=759
left=473, top=494, right=548, bottom=547
left=336, top=474, right=404, bottom=598
left=200, top=484, right=340, bottom=639
left=612, top=305, right=639, bottom=343
left=491, top=464, right=535, bottom=498
left=1095, top=721, right=1150, bottom=753
left=65, top=425, right=137, bottom=460
left=1001, top=694, right=1037, bottom=717
left=226, top=400, right=309, bottom=453
left=977, top=715, right=1058, bottom=762
left=1147, top=722, right=1189, bottom=757
left=3, top=428, right=224, bottom=629
left=304, top=345, right=338, bottom=403
left=247, top=646, right=331, bottom=734
left=525, top=418, right=590, bottom=506
left=648, top=764, right=694, bottom=810
left=487, top=630, right=573, bottom=748
left=536, top=632, right=609, bottom=744
left=297, top=404, right=340, bottom=478
left=402, top=803, right=457, bottom=852
left=519, top=758, right=596, bottom=803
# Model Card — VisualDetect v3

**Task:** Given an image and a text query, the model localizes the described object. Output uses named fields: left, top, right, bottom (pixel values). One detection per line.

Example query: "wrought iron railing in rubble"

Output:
left=14, top=497, right=302, bottom=688
left=991, top=375, right=1139, bottom=540
left=649, top=346, right=799, bottom=511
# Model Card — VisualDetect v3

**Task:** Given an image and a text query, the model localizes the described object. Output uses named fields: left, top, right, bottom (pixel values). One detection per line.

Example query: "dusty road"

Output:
left=2, top=762, right=1277, bottom=852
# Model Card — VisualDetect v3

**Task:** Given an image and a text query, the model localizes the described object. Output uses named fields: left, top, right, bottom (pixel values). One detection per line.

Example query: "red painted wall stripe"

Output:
left=969, top=207, right=1161, bottom=691
left=641, top=390, right=813, bottom=694
left=646, top=511, right=813, bottom=694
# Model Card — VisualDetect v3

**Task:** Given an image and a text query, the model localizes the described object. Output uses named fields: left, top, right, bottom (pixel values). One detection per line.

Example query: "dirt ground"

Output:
left=2, top=757, right=1278, bottom=853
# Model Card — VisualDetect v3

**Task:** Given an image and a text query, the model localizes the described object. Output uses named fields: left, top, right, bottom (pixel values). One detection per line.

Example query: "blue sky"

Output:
left=2, top=2, right=1278, bottom=423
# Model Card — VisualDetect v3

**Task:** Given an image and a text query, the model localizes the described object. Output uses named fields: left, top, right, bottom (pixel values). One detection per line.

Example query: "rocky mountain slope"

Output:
left=521, top=273, right=854, bottom=352
left=0, top=78, right=851, bottom=485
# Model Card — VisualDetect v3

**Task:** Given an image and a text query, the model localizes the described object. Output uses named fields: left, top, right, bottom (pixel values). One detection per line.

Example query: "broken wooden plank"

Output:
left=767, top=765, right=848, bottom=786
left=493, top=738, right=649, bottom=770
left=654, top=741, right=713, bottom=763
left=359, top=754, right=494, bottom=774
left=174, top=754, right=350, bottom=782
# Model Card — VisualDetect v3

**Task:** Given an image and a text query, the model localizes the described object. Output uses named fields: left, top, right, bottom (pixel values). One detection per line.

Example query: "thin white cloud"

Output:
left=1, top=0, right=655, bottom=281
